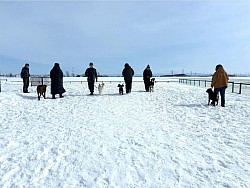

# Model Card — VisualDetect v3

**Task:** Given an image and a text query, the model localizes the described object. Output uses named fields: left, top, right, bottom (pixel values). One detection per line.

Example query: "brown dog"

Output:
left=37, top=85, right=47, bottom=100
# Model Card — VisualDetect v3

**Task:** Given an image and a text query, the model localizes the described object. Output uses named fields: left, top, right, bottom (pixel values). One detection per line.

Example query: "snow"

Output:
left=0, top=77, right=249, bottom=187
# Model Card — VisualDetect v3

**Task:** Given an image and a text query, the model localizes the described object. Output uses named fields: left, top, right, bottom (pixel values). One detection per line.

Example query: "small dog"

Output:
left=37, top=85, right=47, bottom=100
left=149, top=78, right=155, bottom=92
left=206, top=88, right=219, bottom=106
left=117, top=84, right=124, bottom=95
left=97, top=82, right=105, bottom=95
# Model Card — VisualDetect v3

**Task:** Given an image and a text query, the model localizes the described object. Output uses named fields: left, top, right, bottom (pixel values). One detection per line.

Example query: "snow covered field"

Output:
left=0, top=77, right=249, bottom=187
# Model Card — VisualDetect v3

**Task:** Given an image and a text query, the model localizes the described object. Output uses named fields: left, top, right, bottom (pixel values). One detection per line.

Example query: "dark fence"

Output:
left=30, top=77, right=51, bottom=86
left=63, top=80, right=177, bottom=84
left=179, top=79, right=250, bottom=95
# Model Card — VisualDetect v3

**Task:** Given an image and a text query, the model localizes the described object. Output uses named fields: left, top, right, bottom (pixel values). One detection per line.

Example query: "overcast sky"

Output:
left=1, top=0, right=250, bottom=75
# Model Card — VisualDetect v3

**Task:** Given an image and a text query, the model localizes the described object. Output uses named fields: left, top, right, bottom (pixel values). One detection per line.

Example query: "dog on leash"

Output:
left=97, top=82, right=105, bottom=95
left=117, top=84, right=124, bottom=95
left=206, top=88, right=219, bottom=106
left=37, top=85, right=47, bottom=100
left=149, top=78, right=155, bottom=92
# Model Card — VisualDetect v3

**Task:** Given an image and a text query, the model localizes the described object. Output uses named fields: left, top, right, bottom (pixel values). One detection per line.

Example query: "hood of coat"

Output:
left=124, top=63, right=130, bottom=68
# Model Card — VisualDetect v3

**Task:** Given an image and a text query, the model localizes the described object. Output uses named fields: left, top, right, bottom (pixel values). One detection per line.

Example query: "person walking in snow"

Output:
left=50, top=63, right=66, bottom=99
left=20, top=63, right=30, bottom=93
left=85, top=62, right=98, bottom=95
left=122, top=63, right=134, bottom=93
left=143, top=64, right=153, bottom=92
left=211, top=64, right=229, bottom=107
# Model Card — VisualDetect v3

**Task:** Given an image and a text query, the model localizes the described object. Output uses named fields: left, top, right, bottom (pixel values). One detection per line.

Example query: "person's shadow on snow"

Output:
left=16, top=93, right=37, bottom=100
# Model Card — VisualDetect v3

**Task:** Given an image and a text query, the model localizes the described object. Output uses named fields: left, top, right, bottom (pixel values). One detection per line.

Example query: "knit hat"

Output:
left=147, top=64, right=150, bottom=68
left=25, top=63, right=29, bottom=67
left=89, top=62, right=93, bottom=66
left=54, top=63, right=59, bottom=67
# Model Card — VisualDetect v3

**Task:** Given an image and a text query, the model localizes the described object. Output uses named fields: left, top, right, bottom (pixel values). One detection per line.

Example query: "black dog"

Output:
left=206, top=88, right=219, bottom=106
left=117, top=84, right=124, bottom=95
left=149, top=78, right=155, bottom=92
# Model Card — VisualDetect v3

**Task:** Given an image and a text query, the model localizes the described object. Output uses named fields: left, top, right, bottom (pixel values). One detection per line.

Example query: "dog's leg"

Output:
left=38, top=92, right=41, bottom=100
left=43, top=92, right=46, bottom=99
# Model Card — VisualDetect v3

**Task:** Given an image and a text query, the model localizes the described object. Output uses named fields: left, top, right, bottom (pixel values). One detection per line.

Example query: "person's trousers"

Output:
left=214, top=87, right=226, bottom=107
left=144, top=79, right=150, bottom=91
left=23, top=77, right=29, bottom=93
left=125, top=80, right=132, bottom=93
left=88, top=78, right=95, bottom=93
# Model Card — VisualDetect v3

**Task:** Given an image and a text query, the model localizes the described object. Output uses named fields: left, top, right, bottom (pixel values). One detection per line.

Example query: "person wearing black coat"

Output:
left=50, top=63, right=66, bottom=99
left=85, top=62, right=98, bottom=95
left=143, top=64, right=153, bottom=92
left=122, top=63, right=134, bottom=93
left=20, top=63, right=30, bottom=93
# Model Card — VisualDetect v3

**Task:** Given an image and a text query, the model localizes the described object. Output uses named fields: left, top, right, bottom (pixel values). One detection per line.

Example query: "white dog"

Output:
left=97, top=82, right=105, bottom=95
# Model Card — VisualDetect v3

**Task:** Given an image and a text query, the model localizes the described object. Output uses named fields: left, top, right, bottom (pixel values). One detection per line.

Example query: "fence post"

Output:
left=205, top=80, right=206, bottom=87
left=239, top=83, right=242, bottom=94
left=232, top=82, right=234, bottom=93
left=0, top=79, right=1, bottom=92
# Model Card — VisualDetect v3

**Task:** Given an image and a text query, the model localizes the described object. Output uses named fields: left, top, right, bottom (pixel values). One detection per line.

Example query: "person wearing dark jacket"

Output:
left=122, top=63, right=134, bottom=93
left=20, top=63, right=30, bottom=93
left=143, top=64, right=153, bottom=92
left=211, top=64, right=229, bottom=107
left=85, top=62, right=98, bottom=95
left=50, top=63, right=66, bottom=99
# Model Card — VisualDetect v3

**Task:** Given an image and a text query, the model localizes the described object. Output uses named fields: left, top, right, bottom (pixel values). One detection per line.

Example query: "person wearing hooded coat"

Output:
left=143, top=64, right=153, bottom=92
left=20, top=63, right=30, bottom=93
left=211, top=64, right=229, bottom=107
left=122, top=63, right=134, bottom=93
left=50, top=63, right=66, bottom=99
